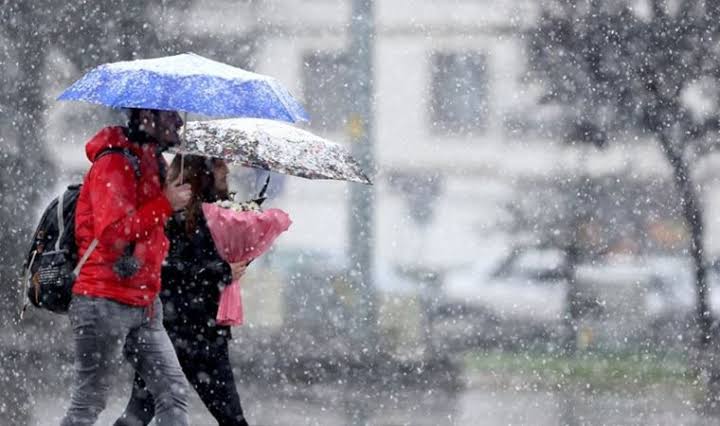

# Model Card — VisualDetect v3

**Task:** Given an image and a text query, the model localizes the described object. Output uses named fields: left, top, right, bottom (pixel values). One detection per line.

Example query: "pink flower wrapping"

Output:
left=202, top=203, right=292, bottom=326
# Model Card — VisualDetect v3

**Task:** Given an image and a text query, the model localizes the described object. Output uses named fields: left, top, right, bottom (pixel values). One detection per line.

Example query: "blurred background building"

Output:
left=8, top=0, right=720, bottom=424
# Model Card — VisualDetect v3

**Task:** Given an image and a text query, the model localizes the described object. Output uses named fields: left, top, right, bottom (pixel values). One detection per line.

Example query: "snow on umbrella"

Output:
left=57, top=52, right=308, bottom=122
left=175, top=118, right=373, bottom=185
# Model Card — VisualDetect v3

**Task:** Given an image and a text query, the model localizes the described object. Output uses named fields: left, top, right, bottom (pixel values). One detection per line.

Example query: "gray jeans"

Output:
left=60, top=296, right=189, bottom=426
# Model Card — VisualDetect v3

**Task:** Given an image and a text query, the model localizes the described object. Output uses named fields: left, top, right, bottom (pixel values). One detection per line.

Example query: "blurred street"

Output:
left=31, top=371, right=714, bottom=426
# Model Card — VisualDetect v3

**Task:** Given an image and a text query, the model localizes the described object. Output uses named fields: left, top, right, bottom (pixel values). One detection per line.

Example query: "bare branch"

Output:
left=708, top=0, right=720, bottom=21
left=652, top=0, right=667, bottom=20
left=679, top=0, right=691, bottom=22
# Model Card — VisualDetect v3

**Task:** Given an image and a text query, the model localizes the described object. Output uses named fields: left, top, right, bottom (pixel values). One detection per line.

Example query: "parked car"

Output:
left=443, top=245, right=567, bottom=319
left=440, top=246, right=720, bottom=351
left=439, top=245, right=569, bottom=350
left=581, top=255, right=720, bottom=350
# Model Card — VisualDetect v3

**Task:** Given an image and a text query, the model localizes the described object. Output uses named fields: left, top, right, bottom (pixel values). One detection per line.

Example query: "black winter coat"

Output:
left=159, top=211, right=233, bottom=341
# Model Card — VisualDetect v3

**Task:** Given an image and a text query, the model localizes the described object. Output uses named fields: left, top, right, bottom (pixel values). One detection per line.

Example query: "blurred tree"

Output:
left=0, top=0, right=56, bottom=326
left=504, top=173, right=599, bottom=353
left=528, top=0, right=720, bottom=393
left=0, top=2, right=57, bottom=422
left=506, top=171, right=683, bottom=353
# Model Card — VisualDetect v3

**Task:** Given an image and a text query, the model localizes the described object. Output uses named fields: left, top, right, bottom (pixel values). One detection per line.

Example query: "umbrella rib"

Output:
left=264, top=80, right=306, bottom=123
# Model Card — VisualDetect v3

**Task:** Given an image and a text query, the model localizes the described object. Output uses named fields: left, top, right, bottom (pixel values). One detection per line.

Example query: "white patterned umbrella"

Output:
left=174, top=118, right=372, bottom=185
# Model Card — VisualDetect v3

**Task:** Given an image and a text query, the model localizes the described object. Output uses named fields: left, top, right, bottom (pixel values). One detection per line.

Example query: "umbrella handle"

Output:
left=258, top=174, right=271, bottom=199
left=179, top=154, right=184, bottom=184
left=180, top=112, right=188, bottom=184
left=253, top=175, right=271, bottom=206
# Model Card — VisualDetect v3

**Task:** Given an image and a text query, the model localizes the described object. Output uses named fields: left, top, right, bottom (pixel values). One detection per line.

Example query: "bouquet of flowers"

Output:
left=202, top=187, right=291, bottom=326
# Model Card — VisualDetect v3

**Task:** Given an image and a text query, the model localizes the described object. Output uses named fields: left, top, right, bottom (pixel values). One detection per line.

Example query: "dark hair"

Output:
left=168, top=154, right=230, bottom=235
left=124, top=108, right=158, bottom=144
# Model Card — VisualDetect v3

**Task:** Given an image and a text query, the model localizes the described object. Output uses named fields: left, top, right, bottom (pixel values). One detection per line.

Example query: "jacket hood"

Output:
left=85, top=126, right=141, bottom=162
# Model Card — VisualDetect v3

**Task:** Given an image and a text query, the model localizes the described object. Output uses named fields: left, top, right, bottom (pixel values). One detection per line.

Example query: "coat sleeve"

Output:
left=88, top=154, right=173, bottom=249
left=192, top=221, right=233, bottom=286
left=163, top=247, right=232, bottom=287
left=162, top=216, right=233, bottom=287
left=195, top=259, right=233, bottom=287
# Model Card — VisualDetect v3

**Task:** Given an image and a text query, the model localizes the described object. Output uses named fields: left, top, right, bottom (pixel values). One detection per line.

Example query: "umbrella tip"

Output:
left=360, top=172, right=373, bottom=185
left=258, top=175, right=271, bottom=198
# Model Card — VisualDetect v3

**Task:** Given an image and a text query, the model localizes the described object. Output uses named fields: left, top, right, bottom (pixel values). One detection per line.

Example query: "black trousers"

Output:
left=115, top=330, right=248, bottom=426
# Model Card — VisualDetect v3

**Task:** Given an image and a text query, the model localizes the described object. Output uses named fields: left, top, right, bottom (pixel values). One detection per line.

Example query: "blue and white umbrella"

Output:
left=57, top=53, right=308, bottom=123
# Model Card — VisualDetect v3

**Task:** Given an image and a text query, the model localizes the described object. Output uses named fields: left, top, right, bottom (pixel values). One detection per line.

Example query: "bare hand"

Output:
left=164, top=176, right=191, bottom=211
left=230, top=262, right=249, bottom=281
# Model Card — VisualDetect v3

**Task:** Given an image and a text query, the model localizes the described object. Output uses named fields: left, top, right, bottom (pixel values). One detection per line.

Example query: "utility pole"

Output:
left=347, top=0, right=378, bottom=352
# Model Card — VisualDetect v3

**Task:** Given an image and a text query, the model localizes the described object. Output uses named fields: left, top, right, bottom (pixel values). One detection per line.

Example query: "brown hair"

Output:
left=168, top=154, right=230, bottom=235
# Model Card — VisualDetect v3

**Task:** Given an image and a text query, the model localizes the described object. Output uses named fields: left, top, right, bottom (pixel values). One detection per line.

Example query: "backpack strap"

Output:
left=73, top=238, right=98, bottom=277
left=95, top=147, right=141, bottom=179
left=55, top=190, right=65, bottom=252
left=89, top=147, right=141, bottom=273
left=53, top=149, right=140, bottom=254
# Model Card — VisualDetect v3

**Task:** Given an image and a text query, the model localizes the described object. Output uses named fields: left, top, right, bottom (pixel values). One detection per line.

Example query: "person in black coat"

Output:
left=115, top=154, right=249, bottom=426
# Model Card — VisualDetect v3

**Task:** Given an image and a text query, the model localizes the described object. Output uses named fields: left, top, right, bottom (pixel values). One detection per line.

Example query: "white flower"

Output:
left=214, top=198, right=262, bottom=212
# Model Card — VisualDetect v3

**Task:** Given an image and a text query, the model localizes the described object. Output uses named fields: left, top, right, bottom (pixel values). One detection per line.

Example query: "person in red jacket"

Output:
left=61, top=108, right=193, bottom=426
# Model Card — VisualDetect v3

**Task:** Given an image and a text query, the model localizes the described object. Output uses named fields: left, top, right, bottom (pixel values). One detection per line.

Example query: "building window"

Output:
left=430, top=52, right=489, bottom=135
left=302, top=51, right=351, bottom=131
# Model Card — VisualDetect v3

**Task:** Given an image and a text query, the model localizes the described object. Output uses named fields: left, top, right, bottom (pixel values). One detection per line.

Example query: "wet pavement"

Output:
left=31, top=376, right=719, bottom=426
left=6, top=336, right=716, bottom=426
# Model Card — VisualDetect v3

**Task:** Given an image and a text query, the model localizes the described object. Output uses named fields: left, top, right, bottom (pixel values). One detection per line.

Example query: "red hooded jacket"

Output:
left=73, top=127, right=173, bottom=306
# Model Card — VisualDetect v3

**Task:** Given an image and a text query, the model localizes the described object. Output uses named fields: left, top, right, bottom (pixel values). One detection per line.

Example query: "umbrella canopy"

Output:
left=57, top=53, right=308, bottom=122
left=175, top=118, right=372, bottom=185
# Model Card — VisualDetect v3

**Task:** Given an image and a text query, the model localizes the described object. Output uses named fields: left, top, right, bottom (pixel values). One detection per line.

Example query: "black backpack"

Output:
left=22, top=148, right=140, bottom=315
